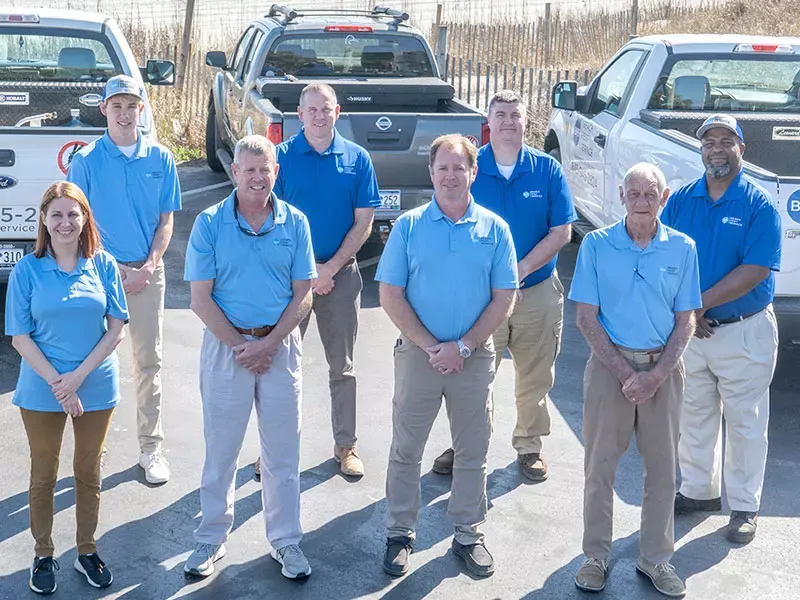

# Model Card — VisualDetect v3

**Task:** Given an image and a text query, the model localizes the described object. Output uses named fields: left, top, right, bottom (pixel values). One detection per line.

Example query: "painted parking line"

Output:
left=182, top=180, right=233, bottom=198
left=357, top=255, right=381, bottom=270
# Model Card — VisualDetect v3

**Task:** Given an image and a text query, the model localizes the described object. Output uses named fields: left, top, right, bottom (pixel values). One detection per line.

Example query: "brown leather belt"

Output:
left=234, top=325, right=274, bottom=338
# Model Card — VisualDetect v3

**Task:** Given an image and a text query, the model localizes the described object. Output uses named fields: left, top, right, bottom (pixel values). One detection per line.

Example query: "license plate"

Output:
left=0, top=243, right=26, bottom=269
left=379, top=189, right=401, bottom=210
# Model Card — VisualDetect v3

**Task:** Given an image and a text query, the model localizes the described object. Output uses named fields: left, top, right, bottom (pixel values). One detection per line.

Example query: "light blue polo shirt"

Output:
left=569, top=220, right=702, bottom=349
left=376, top=198, right=518, bottom=342
left=275, top=129, right=380, bottom=262
left=661, top=170, right=781, bottom=321
left=184, top=191, right=317, bottom=328
left=471, top=144, right=576, bottom=288
left=5, top=250, right=129, bottom=412
left=67, top=132, right=182, bottom=263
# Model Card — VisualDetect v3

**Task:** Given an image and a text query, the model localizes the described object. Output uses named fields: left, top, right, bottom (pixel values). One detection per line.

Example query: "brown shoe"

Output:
left=334, top=446, right=365, bottom=477
left=518, top=453, right=548, bottom=481
left=727, top=511, right=758, bottom=544
left=432, top=448, right=454, bottom=475
left=253, top=457, right=261, bottom=481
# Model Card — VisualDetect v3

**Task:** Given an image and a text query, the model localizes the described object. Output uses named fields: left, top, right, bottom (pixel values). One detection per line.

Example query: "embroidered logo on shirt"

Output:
left=661, top=266, right=679, bottom=275
left=522, top=190, right=543, bottom=199
left=721, top=216, right=743, bottom=227
left=274, top=238, right=293, bottom=246
left=477, top=236, right=494, bottom=245
left=145, top=171, right=164, bottom=179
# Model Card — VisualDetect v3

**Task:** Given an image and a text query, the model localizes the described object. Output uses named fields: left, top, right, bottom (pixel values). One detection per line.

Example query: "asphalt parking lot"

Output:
left=1, top=164, right=798, bottom=600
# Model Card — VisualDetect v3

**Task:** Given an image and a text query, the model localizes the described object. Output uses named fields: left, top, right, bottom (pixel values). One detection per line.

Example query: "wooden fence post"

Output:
left=435, top=25, right=448, bottom=78
left=631, top=0, right=639, bottom=37
left=176, top=0, right=196, bottom=89
left=543, top=3, right=551, bottom=67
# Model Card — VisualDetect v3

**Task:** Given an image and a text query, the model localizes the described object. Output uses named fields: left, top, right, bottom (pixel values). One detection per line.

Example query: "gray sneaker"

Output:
left=184, top=543, right=226, bottom=577
left=271, top=544, right=311, bottom=579
left=575, top=557, right=608, bottom=592
left=636, top=558, right=686, bottom=597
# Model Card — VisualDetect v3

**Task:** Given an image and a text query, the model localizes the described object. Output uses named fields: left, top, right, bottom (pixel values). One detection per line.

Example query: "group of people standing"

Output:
left=4, top=70, right=779, bottom=599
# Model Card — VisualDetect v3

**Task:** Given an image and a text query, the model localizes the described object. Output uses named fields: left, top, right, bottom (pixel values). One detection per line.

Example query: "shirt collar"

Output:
left=223, top=190, right=287, bottom=226
left=296, top=128, right=345, bottom=155
left=99, top=131, right=147, bottom=159
left=609, top=218, right=668, bottom=253
left=427, top=195, right=479, bottom=224
left=40, top=253, right=94, bottom=273
left=477, top=143, right=533, bottom=179
left=693, top=168, right=747, bottom=205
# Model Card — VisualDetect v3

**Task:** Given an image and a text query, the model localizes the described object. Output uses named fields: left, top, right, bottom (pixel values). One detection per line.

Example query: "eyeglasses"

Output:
left=233, top=197, right=276, bottom=237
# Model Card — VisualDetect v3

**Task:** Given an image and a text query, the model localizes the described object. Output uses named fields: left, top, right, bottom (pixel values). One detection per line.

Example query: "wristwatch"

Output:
left=457, top=339, right=472, bottom=359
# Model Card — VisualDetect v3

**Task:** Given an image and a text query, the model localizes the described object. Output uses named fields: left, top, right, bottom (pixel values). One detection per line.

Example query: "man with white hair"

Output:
left=183, top=135, right=316, bottom=580
left=570, top=162, right=701, bottom=597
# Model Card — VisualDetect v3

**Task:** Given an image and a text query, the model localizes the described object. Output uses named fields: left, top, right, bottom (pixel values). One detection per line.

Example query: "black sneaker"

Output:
left=74, top=553, right=113, bottom=588
left=29, top=557, right=59, bottom=595
left=383, top=536, right=413, bottom=577
left=674, top=492, right=721, bottom=515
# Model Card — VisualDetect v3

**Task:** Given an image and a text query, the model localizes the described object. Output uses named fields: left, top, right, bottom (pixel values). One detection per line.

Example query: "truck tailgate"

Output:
left=281, top=113, right=484, bottom=215
left=0, top=128, right=102, bottom=240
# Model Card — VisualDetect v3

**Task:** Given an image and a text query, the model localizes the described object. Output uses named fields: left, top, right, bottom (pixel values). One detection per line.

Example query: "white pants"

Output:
left=194, top=328, right=303, bottom=549
left=678, top=306, right=779, bottom=512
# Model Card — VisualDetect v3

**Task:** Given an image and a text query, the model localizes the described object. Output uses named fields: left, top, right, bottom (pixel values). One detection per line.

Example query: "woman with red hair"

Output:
left=5, top=181, right=128, bottom=595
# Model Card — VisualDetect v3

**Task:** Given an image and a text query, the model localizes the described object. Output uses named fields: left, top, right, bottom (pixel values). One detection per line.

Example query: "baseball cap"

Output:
left=102, top=75, right=144, bottom=101
left=696, top=114, right=744, bottom=142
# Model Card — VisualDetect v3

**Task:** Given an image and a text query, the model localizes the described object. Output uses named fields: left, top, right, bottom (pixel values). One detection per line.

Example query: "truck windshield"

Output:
left=648, top=55, right=800, bottom=113
left=0, top=27, right=121, bottom=82
left=263, top=33, right=434, bottom=78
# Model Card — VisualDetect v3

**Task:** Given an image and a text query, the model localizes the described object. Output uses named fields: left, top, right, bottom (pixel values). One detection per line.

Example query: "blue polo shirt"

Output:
left=376, top=198, right=518, bottom=342
left=471, top=144, right=576, bottom=288
left=184, top=191, right=317, bottom=328
left=569, top=220, right=702, bottom=349
left=275, top=129, right=380, bottom=262
left=5, top=250, right=129, bottom=412
left=67, top=132, right=182, bottom=263
left=662, top=170, right=781, bottom=321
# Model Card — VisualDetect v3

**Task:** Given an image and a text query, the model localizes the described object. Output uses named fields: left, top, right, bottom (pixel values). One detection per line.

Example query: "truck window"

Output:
left=261, top=33, right=434, bottom=78
left=231, top=27, right=256, bottom=80
left=648, top=55, right=800, bottom=113
left=242, top=29, right=265, bottom=81
left=589, top=49, right=645, bottom=116
left=0, top=27, right=121, bottom=82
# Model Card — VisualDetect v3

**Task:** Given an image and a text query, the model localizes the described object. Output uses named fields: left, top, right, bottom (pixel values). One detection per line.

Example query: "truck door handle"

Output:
left=594, top=133, right=606, bottom=148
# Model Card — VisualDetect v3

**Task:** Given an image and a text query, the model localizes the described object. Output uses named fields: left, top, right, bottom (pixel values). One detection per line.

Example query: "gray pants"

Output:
left=386, top=335, right=495, bottom=546
left=195, top=329, right=303, bottom=549
left=582, top=349, right=684, bottom=564
left=300, top=259, right=362, bottom=448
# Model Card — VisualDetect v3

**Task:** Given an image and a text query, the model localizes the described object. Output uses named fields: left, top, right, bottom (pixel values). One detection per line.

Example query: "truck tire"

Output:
left=548, top=147, right=561, bottom=163
left=206, top=100, right=224, bottom=173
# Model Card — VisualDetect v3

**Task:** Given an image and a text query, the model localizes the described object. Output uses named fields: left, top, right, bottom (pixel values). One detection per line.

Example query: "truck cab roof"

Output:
left=633, top=33, right=800, bottom=53
left=0, top=8, right=110, bottom=31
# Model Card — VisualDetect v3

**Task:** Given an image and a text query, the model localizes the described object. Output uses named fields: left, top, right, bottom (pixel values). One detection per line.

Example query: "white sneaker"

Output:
left=270, top=544, right=311, bottom=579
left=139, top=451, right=170, bottom=484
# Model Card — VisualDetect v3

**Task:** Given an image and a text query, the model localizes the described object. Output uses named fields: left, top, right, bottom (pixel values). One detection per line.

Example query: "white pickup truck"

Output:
left=0, top=9, right=174, bottom=283
left=545, top=34, right=800, bottom=315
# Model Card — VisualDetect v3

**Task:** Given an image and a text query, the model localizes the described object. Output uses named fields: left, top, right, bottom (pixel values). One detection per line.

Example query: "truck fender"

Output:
left=210, top=72, right=227, bottom=136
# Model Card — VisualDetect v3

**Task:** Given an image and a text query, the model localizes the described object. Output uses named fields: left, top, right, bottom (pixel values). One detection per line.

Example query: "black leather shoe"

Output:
left=451, top=539, right=495, bottom=577
left=674, top=492, right=721, bottom=515
left=383, top=537, right=413, bottom=577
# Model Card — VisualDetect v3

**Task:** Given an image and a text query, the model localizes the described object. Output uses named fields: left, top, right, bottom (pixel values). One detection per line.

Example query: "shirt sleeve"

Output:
left=160, top=150, right=182, bottom=213
left=547, top=159, right=577, bottom=227
left=491, top=221, right=519, bottom=289
left=356, top=151, right=381, bottom=209
left=184, top=214, right=217, bottom=281
left=743, top=199, right=782, bottom=271
left=99, top=253, right=129, bottom=321
left=291, top=213, right=318, bottom=281
left=4, top=260, right=34, bottom=336
left=674, top=242, right=703, bottom=312
left=66, top=152, right=91, bottom=197
left=375, top=218, right=410, bottom=287
left=568, top=234, right=600, bottom=306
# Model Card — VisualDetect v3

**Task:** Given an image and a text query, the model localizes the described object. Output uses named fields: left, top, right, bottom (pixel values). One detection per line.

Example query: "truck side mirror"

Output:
left=205, top=51, right=228, bottom=69
left=143, top=59, right=175, bottom=85
left=552, top=80, right=577, bottom=111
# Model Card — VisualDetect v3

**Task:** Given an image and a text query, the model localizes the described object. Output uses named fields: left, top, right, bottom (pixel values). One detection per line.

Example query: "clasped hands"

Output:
left=425, top=341, right=464, bottom=375
left=49, top=370, right=87, bottom=417
left=620, top=369, right=665, bottom=405
left=233, top=335, right=281, bottom=375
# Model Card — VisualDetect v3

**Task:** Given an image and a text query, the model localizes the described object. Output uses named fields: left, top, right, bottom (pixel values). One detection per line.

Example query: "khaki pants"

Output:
left=493, top=273, right=564, bottom=455
left=124, top=261, right=165, bottom=453
left=300, top=259, right=361, bottom=448
left=678, top=306, right=778, bottom=512
left=20, top=407, right=114, bottom=556
left=582, top=350, right=684, bottom=564
left=386, top=335, right=494, bottom=546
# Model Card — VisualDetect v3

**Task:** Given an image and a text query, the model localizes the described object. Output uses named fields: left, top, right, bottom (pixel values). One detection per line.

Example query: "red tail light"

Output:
left=324, top=25, right=373, bottom=32
left=266, top=122, right=283, bottom=145
left=481, top=122, right=490, bottom=146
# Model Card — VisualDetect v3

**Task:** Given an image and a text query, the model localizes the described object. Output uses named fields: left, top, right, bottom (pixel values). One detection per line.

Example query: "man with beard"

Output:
left=661, top=115, right=781, bottom=544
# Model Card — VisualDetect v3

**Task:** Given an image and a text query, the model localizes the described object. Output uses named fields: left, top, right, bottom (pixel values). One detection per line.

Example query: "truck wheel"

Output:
left=549, top=147, right=562, bottom=163
left=206, top=101, right=224, bottom=173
